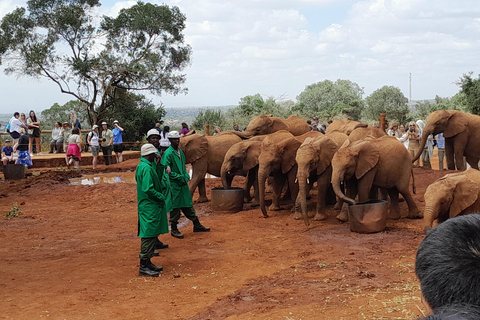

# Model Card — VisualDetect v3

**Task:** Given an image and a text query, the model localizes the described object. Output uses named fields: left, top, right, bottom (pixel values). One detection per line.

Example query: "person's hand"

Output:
left=166, top=166, right=171, bottom=175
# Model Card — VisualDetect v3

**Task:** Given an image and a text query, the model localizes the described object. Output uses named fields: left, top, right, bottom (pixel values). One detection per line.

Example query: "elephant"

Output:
left=220, top=140, right=262, bottom=205
left=179, top=132, right=242, bottom=202
left=331, top=136, right=421, bottom=221
left=257, top=131, right=300, bottom=217
left=347, top=124, right=386, bottom=142
left=423, top=169, right=480, bottom=231
left=326, top=130, right=349, bottom=147
left=231, top=115, right=310, bottom=139
left=326, top=118, right=361, bottom=135
left=294, top=135, right=339, bottom=225
left=412, top=110, right=480, bottom=171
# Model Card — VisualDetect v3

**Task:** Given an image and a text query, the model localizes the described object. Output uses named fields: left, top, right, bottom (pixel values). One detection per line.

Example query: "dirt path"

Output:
left=0, top=159, right=450, bottom=319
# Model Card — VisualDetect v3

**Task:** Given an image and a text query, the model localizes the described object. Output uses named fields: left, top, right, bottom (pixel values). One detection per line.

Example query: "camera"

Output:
left=409, top=128, right=414, bottom=132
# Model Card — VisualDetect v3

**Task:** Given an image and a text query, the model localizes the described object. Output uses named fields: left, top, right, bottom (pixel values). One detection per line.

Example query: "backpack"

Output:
left=5, top=123, right=10, bottom=133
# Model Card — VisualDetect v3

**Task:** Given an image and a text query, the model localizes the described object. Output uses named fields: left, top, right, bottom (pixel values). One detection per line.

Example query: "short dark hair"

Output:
left=14, top=112, right=19, bottom=117
left=416, top=214, right=480, bottom=311
left=72, top=128, right=80, bottom=134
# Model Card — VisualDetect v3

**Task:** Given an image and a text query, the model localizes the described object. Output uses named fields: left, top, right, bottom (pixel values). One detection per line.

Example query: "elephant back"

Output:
left=179, top=133, right=209, bottom=164
left=283, top=115, right=310, bottom=136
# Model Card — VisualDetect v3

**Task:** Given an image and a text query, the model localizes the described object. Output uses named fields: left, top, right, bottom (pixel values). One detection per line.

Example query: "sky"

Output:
left=0, top=0, right=480, bottom=115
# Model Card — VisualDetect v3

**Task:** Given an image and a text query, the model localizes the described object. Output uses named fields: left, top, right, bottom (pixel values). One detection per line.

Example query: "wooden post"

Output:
left=380, top=113, right=386, bottom=132
left=205, top=124, right=211, bottom=136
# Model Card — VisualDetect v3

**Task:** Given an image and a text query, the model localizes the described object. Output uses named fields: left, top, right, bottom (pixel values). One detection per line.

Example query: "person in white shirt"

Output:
left=9, top=112, right=29, bottom=147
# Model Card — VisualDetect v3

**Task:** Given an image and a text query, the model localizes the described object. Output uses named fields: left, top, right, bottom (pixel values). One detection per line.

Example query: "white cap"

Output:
left=113, top=120, right=119, bottom=124
left=147, top=129, right=160, bottom=138
left=101, top=121, right=107, bottom=125
left=168, top=131, right=180, bottom=139
left=92, top=125, right=99, bottom=130
left=141, top=143, right=157, bottom=156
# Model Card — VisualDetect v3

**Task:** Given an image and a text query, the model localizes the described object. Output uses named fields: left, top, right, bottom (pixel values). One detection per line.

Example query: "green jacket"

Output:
left=161, top=146, right=192, bottom=208
left=155, top=161, right=173, bottom=213
left=135, top=157, right=169, bottom=237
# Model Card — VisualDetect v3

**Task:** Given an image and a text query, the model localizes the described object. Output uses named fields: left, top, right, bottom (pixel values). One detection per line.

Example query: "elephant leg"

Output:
left=314, top=173, right=329, bottom=221
left=357, top=170, right=376, bottom=203
left=337, top=179, right=357, bottom=222
left=445, top=138, right=456, bottom=170
left=387, top=187, right=400, bottom=220
left=398, top=186, right=421, bottom=219
left=466, top=156, right=479, bottom=170
left=454, top=150, right=466, bottom=171
left=196, top=179, right=208, bottom=203
left=287, top=166, right=299, bottom=213
left=252, top=167, right=260, bottom=207
left=244, top=174, right=253, bottom=203
left=369, top=186, right=379, bottom=200
left=189, top=159, right=209, bottom=202
left=269, top=173, right=286, bottom=211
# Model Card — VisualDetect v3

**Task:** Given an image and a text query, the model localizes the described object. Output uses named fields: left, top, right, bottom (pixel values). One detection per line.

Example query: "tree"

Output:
left=41, top=100, right=88, bottom=128
left=411, top=95, right=466, bottom=120
left=457, top=72, right=480, bottom=114
left=0, top=0, right=191, bottom=125
left=191, top=109, right=227, bottom=133
left=295, top=79, right=364, bottom=120
left=363, top=86, right=409, bottom=124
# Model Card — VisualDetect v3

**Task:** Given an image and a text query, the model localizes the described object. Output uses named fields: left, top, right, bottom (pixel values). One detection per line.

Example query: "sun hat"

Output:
left=92, top=125, right=99, bottom=130
left=311, top=121, right=317, bottom=126
left=147, top=129, right=160, bottom=138
left=101, top=121, right=107, bottom=125
left=113, top=120, right=119, bottom=124
left=5, top=139, right=10, bottom=142
left=313, top=116, right=319, bottom=120
left=141, top=143, right=157, bottom=156
left=168, top=131, right=181, bottom=139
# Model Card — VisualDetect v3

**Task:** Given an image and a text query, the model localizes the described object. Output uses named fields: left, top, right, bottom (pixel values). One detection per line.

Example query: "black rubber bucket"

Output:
left=211, top=187, right=244, bottom=212
left=3, top=164, right=26, bottom=180
left=348, top=199, right=387, bottom=233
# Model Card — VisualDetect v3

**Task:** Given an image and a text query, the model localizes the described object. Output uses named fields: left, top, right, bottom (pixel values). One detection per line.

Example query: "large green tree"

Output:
left=362, top=86, right=409, bottom=123
left=191, top=109, right=227, bottom=133
left=411, top=95, right=467, bottom=120
left=41, top=100, right=88, bottom=128
left=295, top=79, right=364, bottom=120
left=0, top=0, right=191, bottom=125
left=457, top=72, right=480, bottom=114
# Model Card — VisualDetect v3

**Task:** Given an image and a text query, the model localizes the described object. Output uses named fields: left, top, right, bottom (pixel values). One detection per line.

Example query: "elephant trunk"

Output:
left=297, top=174, right=310, bottom=226
left=412, top=129, right=432, bottom=163
left=258, top=167, right=269, bottom=217
left=230, top=130, right=254, bottom=139
left=422, top=205, right=436, bottom=232
left=220, top=164, right=231, bottom=190
left=332, top=169, right=356, bottom=205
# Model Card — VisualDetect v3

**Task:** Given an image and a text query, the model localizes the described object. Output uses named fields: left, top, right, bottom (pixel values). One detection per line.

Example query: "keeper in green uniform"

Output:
left=136, top=143, right=168, bottom=277
left=160, top=130, right=210, bottom=239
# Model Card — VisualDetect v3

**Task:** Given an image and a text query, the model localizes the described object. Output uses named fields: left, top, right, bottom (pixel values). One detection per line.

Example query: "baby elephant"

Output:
left=423, top=169, right=480, bottom=231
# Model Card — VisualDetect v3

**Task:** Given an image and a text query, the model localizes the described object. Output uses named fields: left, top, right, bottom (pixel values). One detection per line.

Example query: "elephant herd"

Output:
left=179, top=111, right=480, bottom=231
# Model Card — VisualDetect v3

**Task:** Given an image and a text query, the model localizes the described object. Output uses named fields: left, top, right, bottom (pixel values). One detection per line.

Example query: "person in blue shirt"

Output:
left=2, top=139, right=14, bottom=165
left=112, top=120, right=124, bottom=163
left=436, top=133, right=445, bottom=170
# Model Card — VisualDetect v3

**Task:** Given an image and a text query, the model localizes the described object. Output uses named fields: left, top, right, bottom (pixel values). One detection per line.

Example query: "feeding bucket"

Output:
left=211, top=187, right=244, bottom=212
left=348, top=199, right=387, bottom=233
left=3, top=164, right=26, bottom=180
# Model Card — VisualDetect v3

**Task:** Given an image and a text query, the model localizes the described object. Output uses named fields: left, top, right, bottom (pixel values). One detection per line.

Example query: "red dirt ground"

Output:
left=0, top=152, right=449, bottom=319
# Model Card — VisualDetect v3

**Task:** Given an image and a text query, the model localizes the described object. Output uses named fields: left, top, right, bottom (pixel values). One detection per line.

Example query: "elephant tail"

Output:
left=411, top=167, right=416, bottom=194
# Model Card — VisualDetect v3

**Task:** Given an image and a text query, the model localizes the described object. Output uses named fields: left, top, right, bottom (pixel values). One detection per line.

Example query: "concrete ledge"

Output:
left=28, top=150, right=140, bottom=168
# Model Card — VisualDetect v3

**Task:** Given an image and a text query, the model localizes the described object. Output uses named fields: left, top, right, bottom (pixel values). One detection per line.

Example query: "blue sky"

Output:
left=1, top=0, right=479, bottom=115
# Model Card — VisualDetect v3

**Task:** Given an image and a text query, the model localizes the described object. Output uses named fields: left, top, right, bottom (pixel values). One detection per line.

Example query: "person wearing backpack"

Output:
left=159, top=125, right=170, bottom=154
left=87, top=125, right=100, bottom=169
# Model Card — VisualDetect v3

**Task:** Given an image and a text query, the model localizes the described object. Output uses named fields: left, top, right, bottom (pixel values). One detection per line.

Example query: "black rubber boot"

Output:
left=193, top=219, right=210, bottom=232
left=171, top=225, right=184, bottom=239
left=139, top=259, right=159, bottom=277
left=153, top=250, right=159, bottom=256
left=147, top=259, right=163, bottom=272
left=156, top=240, right=168, bottom=250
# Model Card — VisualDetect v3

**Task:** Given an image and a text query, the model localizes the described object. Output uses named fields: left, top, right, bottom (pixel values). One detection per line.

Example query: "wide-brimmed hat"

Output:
left=168, top=131, right=180, bottom=139
left=101, top=121, right=108, bottom=125
left=113, top=120, right=119, bottom=124
left=141, top=143, right=157, bottom=156
left=5, top=139, right=10, bottom=142
left=147, top=129, right=160, bottom=138
left=92, top=125, right=99, bottom=130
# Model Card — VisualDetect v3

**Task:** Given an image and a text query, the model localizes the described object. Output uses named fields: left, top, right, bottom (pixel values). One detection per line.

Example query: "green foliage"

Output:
left=410, top=95, right=467, bottom=120
left=6, top=203, right=22, bottom=218
left=295, top=79, right=364, bottom=120
left=191, top=109, right=226, bottom=132
left=0, top=0, right=191, bottom=125
left=363, top=86, right=409, bottom=124
left=457, top=72, right=480, bottom=115
left=41, top=100, right=88, bottom=128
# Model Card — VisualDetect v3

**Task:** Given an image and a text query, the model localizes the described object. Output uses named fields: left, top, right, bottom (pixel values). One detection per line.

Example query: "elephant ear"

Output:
left=443, top=111, right=468, bottom=138
left=339, top=138, right=350, bottom=149
left=352, top=141, right=380, bottom=179
left=281, top=138, right=302, bottom=174
left=242, top=142, right=261, bottom=171
left=449, top=175, right=480, bottom=217
left=316, top=137, right=338, bottom=175
left=271, top=117, right=289, bottom=132
left=181, top=133, right=208, bottom=164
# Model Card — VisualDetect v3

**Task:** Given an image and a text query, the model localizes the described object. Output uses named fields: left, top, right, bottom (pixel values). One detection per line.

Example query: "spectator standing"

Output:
left=179, top=123, right=190, bottom=136
left=112, top=120, right=124, bottom=163
left=15, top=128, right=33, bottom=167
left=49, top=122, right=64, bottom=153
left=159, top=126, right=171, bottom=153
left=27, top=110, right=42, bottom=155
left=318, top=124, right=326, bottom=134
left=436, top=133, right=445, bottom=170
left=2, top=139, right=14, bottom=165
left=66, top=128, right=82, bottom=168
left=407, top=121, right=420, bottom=167
left=62, top=122, right=72, bottom=153
left=387, top=123, right=401, bottom=138
left=160, top=131, right=210, bottom=239
left=87, top=125, right=100, bottom=169
left=154, top=122, right=162, bottom=135
left=9, top=112, right=28, bottom=147
left=100, top=122, right=113, bottom=165
left=20, top=113, right=28, bottom=126
left=213, top=126, right=221, bottom=135
left=70, top=112, right=81, bottom=130
left=417, top=120, right=433, bottom=169
left=233, top=124, right=243, bottom=132
left=397, top=124, right=409, bottom=149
